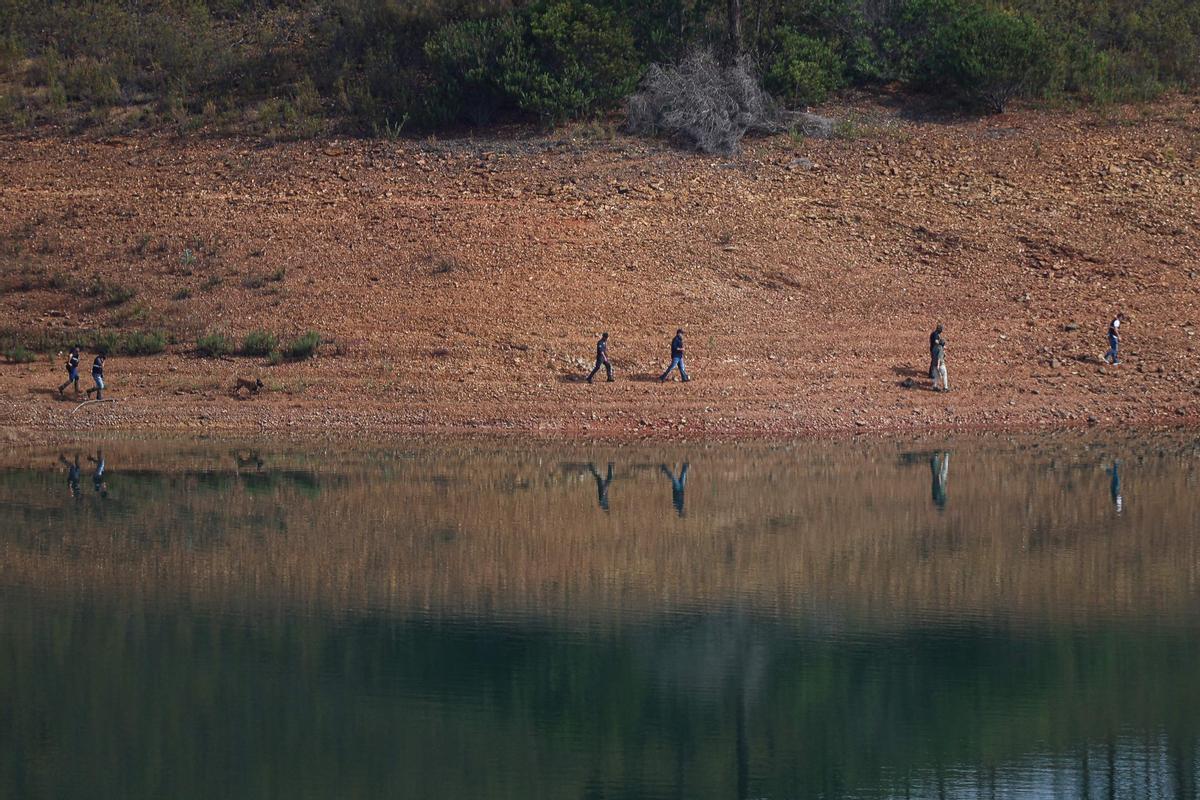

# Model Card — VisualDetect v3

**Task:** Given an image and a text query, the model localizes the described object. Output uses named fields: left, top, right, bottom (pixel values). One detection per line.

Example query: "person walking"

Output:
left=659, top=329, right=689, bottom=382
left=57, top=345, right=81, bottom=395
left=586, top=332, right=613, bottom=383
left=930, top=326, right=949, bottom=392
left=84, top=351, right=106, bottom=400
left=1104, top=313, right=1124, bottom=365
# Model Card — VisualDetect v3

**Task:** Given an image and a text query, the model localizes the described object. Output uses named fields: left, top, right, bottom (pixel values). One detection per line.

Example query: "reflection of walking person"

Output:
left=88, top=451, right=108, bottom=498
left=85, top=352, right=107, bottom=400
left=1108, top=460, right=1123, bottom=514
left=58, top=453, right=82, bottom=500
left=930, top=452, right=949, bottom=510
left=1104, top=313, right=1124, bottom=365
left=929, top=324, right=949, bottom=392
left=58, top=345, right=81, bottom=395
left=660, top=463, right=689, bottom=517
left=587, top=462, right=614, bottom=511
left=586, top=332, right=613, bottom=383
left=659, top=329, right=689, bottom=382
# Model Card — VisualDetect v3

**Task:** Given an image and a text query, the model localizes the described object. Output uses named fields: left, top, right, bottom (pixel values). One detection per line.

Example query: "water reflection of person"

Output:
left=587, top=462, right=614, bottom=511
left=930, top=452, right=949, bottom=510
left=1109, top=459, right=1123, bottom=514
left=87, top=450, right=108, bottom=498
left=660, top=463, right=689, bottom=517
left=58, top=453, right=82, bottom=500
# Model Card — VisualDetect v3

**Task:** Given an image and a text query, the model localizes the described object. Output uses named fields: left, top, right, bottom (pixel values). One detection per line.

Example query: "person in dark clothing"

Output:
left=59, top=453, right=82, bottom=500
left=1104, top=313, right=1124, bottom=365
left=58, top=345, right=82, bottom=395
left=660, top=462, right=689, bottom=516
left=929, top=324, right=945, bottom=380
left=85, top=352, right=106, bottom=400
left=587, top=462, right=614, bottom=511
left=587, top=332, right=613, bottom=383
left=659, top=329, right=689, bottom=382
left=929, top=324, right=949, bottom=391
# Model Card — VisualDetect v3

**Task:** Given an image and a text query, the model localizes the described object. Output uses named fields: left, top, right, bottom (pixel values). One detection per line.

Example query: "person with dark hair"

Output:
left=587, top=462, right=614, bottom=511
left=1104, top=313, right=1124, bottom=365
left=659, top=329, right=689, bottom=382
left=58, top=345, right=81, bottom=395
left=587, top=332, right=613, bottom=383
left=85, top=351, right=106, bottom=400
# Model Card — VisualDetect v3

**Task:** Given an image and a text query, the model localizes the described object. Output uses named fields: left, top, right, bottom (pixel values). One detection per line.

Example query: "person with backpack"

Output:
left=1104, top=313, right=1124, bottom=365
left=659, top=329, right=689, bottom=382
left=586, top=332, right=613, bottom=383
left=57, top=345, right=81, bottom=395
left=85, top=351, right=107, bottom=400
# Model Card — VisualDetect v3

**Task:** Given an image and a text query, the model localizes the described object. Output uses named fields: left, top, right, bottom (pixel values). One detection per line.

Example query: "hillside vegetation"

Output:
left=1, top=0, right=1198, bottom=139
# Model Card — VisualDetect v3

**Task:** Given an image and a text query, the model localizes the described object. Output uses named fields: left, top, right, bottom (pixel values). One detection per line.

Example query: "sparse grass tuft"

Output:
left=283, top=331, right=320, bottom=361
left=195, top=331, right=233, bottom=358
left=3, top=345, right=37, bottom=363
left=240, top=330, right=278, bottom=357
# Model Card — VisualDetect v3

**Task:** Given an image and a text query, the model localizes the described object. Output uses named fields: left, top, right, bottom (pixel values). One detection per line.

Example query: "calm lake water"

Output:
left=1, top=434, right=1199, bottom=800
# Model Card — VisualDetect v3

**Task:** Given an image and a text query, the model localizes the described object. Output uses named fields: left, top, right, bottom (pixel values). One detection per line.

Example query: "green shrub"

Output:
left=240, top=330, right=278, bottom=357
left=764, top=27, right=846, bottom=105
left=282, top=331, right=320, bottom=361
left=907, top=1, right=1054, bottom=111
left=119, top=330, right=166, bottom=356
left=195, top=331, right=233, bottom=358
left=82, top=279, right=136, bottom=307
left=502, top=0, right=641, bottom=122
left=3, top=345, right=37, bottom=364
left=424, top=16, right=523, bottom=125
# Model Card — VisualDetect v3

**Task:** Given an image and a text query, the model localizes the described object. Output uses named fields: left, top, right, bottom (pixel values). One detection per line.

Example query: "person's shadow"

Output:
left=661, top=463, right=689, bottom=517
left=587, top=463, right=614, bottom=511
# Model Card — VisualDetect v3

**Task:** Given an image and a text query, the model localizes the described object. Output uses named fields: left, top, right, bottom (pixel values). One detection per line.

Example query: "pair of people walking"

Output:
left=57, top=346, right=106, bottom=399
left=586, top=329, right=690, bottom=384
left=929, top=324, right=950, bottom=392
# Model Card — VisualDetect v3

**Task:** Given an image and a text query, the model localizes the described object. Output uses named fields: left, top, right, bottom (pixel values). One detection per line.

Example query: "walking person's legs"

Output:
left=936, top=363, right=949, bottom=391
left=1106, top=334, right=1119, bottom=365
left=677, top=359, right=689, bottom=381
left=587, top=360, right=602, bottom=383
left=659, top=357, right=680, bottom=381
left=604, top=360, right=613, bottom=381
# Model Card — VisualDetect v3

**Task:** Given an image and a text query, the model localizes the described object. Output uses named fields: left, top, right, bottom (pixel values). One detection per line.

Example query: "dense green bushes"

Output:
left=0, top=0, right=1197, bottom=135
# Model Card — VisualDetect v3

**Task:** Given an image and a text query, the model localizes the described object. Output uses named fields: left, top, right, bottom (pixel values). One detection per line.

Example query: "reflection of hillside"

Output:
left=2, top=591, right=1197, bottom=800
left=0, top=436, right=1198, bottom=625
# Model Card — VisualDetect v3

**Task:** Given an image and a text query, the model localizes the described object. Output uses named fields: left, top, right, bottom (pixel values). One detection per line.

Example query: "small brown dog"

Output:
left=233, top=377, right=264, bottom=397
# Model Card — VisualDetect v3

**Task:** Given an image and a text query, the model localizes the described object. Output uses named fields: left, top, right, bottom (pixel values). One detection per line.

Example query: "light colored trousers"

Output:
left=934, top=362, right=949, bottom=391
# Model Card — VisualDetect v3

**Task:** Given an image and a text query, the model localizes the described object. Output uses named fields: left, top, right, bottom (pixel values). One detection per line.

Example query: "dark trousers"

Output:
left=587, top=358, right=612, bottom=381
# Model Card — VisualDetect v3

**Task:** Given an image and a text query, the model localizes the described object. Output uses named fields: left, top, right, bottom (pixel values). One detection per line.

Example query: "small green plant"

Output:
left=3, top=345, right=37, bottom=363
left=282, top=331, right=320, bottom=361
left=119, top=330, right=166, bottom=356
left=171, top=288, right=192, bottom=301
left=241, top=273, right=266, bottom=289
left=266, top=349, right=284, bottom=366
left=195, top=331, right=233, bottom=358
left=181, top=248, right=197, bottom=267
left=200, top=274, right=223, bottom=291
left=83, top=279, right=136, bottom=307
left=268, top=268, right=286, bottom=282
left=240, top=330, right=278, bottom=357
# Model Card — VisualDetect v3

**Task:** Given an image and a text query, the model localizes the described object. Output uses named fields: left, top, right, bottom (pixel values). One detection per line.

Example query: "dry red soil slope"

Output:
left=1, top=96, right=1199, bottom=440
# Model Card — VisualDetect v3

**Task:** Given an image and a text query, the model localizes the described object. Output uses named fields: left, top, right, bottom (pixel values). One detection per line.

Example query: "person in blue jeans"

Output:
left=85, top=351, right=106, bottom=400
left=58, top=345, right=81, bottom=395
left=1104, top=313, right=1124, bottom=365
left=659, top=329, right=689, bottom=382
